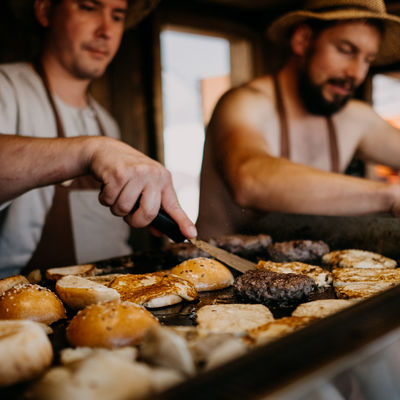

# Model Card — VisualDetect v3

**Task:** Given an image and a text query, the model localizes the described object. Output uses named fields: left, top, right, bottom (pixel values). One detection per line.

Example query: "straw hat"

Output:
left=9, top=0, right=160, bottom=30
left=267, top=0, right=400, bottom=66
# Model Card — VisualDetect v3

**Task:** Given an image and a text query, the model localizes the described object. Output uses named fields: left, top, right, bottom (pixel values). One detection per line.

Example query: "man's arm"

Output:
left=209, top=88, right=400, bottom=217
left=0, top=134, right=196, bottom=238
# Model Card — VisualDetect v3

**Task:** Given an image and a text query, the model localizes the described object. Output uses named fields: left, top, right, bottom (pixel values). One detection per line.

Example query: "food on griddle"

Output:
left=164, top=242, right=211, bottom=264
left=45, top=264, right=99, bottom=280
left=204, top=336, right=249, bottom=371
left=267, top=239, right=329, bottom=263
left=140, top=325, right=196, bottom=376
left=66, top=301, right=159, bottom=348
left=332, top=267, right=400, bottom=284
left=27, top=347, right=165, bottom=400
left=322, top=249, right=396, bottom=269
left=247, top=316, right=314, bottom=346
left=331, top=266, right=400, bottom=299
left=109, top=272, right=197, bottom=308
left=233, top=270, right=316, bottom=306
left=292, top=299, right=353, bottom=318
left=170, top=257, right=234, bottom=292
left=55, top=275, right=120, bottom=309
left=0, top=320, right=53, bottom=386
left=209, top=234, right=272, bottom=259
left=86, top=273, right=124, bottom=286
left=196, top=304, right=274, bottom=334
left=0, top=283, right=66, bottom=325
left=0, top=274, right=29, bottom=295
left=257, top=260, right=332, bottom=288
left=334, top=282, right=396, bottom=300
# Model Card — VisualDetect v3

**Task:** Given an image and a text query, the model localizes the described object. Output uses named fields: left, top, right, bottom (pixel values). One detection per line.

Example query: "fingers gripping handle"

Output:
left=131, top=199, right=186, bottom=243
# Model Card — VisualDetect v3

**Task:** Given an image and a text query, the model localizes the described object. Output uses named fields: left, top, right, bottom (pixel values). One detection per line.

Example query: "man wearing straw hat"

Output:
left=197, top=0, right=400, bottom=239
left=0, top=0, right=196, bottom=277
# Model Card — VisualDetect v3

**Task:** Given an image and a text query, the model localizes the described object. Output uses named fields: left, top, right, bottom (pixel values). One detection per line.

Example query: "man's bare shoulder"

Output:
left=212, top=76, right=276, bottom=123
left=336, top=98, right=382, bottom=126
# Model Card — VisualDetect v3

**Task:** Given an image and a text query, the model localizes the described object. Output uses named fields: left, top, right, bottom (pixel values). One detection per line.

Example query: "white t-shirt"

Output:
left=0, top=63, right=131, bottom=277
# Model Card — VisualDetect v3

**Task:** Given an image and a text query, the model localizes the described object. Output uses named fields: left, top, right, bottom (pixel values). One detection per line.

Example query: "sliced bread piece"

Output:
left=55, top=275, right=120, bottom=309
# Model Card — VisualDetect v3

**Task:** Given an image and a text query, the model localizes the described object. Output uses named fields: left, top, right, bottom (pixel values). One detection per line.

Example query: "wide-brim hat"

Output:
left=9, top=0, right=161, bottom=30
left=267, top=0, right=400, bottom=66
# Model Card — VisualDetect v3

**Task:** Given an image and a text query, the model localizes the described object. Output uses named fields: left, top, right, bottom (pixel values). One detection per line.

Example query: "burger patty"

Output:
left=233, top=270, right=316, bottom=306
left=267, top=240, right=329, bottom=263
left=164, top=243, right=211, bottom=265
left=209, top=234, right=272, bottom=259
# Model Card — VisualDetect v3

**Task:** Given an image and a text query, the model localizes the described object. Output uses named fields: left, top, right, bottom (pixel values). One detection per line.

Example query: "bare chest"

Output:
left=264, top=116, right=361, bottom=173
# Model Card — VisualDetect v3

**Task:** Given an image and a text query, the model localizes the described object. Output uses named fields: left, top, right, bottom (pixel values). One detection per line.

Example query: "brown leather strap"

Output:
left=273, top=74, right=340, bottom=172
left=273, top=74, right=290, bottom=159
left=327, top=116, right=340, bottom=173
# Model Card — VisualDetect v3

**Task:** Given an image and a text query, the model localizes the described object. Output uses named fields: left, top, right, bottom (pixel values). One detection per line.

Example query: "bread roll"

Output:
left=196, top=304, right=274, bottom=334
left=0, top=284, right=66, bottom=325
left=170, top=257, right=234, bottom=291
left=66, top=301, right=159, bottom=348
left=292, top=299, right=353, bottom=318
left=0, top=275, right=29, bottom=295
left=0, top=320, right=53, bottom=386
left=55, top=275, right=120, bottom=309
left=45, top=264, right=99, bottom=281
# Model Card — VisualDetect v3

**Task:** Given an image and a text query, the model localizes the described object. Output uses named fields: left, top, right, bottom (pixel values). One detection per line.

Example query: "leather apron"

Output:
left=272, top=74, right=339, bottom=172
left=24, top=65, right=105, bottom=272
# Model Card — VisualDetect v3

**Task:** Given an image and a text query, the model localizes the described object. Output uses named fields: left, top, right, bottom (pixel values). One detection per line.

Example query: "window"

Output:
left=371, top=73, right=400, bottom=183
left=160, top=29, right=231, bottom=221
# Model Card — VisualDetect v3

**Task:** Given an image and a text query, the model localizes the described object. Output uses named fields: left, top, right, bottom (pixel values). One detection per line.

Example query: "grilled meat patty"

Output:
left=267, top=240, right=329, bottom=263
left=233, top=270, right=316, bottom=306
left=164, top=243, right=211, bottom=265
left=209, top=234, right=272, bottom=259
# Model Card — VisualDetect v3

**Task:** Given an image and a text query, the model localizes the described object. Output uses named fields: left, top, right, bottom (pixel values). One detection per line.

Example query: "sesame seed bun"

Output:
left=171, top=258, right=234, bottom=292
left=66, top=301, right=159, bottom=348
left=0, top=284, right=66, bottom=325
left=0, top=320, right=53, bottom=386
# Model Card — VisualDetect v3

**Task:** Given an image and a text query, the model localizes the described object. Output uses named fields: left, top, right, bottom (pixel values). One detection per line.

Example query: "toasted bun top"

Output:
left=0, top=275, right=29, bottom=296
left=0, top=284, right=66, bottom=325
left=66, top=301, right=159, bottom=348
left=45, top=264, right=99, bottom=280
left=171, top=257, right=234, bottom=291
left=109, top=272, right=198, bottom=306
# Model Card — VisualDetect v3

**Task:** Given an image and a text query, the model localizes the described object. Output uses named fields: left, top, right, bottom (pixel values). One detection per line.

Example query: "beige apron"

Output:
left=24, top=64, right=105, bottom=272
left=272, top=74, right=340, bottom=171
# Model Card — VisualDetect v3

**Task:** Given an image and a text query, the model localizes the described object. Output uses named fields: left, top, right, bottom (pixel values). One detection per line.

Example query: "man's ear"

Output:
left=291, top=24, right=313, bottom=56
left=34, top=0, right=52, bottom=28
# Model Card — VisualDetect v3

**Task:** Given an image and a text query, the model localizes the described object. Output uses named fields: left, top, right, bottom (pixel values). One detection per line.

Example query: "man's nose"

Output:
left=96, top=11, right=112, bottom=38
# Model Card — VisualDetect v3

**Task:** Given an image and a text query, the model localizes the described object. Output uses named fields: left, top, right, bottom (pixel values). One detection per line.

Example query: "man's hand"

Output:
left=86, top=137, right=197, bottom=239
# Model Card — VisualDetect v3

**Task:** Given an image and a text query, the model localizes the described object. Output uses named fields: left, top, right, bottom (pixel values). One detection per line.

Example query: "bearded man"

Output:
left=196, top=0, right=400, bottom=239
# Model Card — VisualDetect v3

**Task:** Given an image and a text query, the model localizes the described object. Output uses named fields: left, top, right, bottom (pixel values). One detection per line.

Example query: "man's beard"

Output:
left=298, top=66, right=355, bottom=116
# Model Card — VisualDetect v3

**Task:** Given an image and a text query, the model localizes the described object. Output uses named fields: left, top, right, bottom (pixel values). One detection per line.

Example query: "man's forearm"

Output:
left=231, top=155, right=397, bottom=216
left=0, top=134, right=92, bottom=203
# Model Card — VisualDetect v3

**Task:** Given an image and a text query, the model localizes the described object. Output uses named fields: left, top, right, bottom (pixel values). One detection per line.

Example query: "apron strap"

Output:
left=273, top=74, right=290, bottom=159
left=273, top=74, right=340, bottom=172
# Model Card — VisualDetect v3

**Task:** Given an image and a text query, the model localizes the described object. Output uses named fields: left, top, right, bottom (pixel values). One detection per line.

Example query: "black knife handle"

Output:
left=131, top=199, right=186, bottom=243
